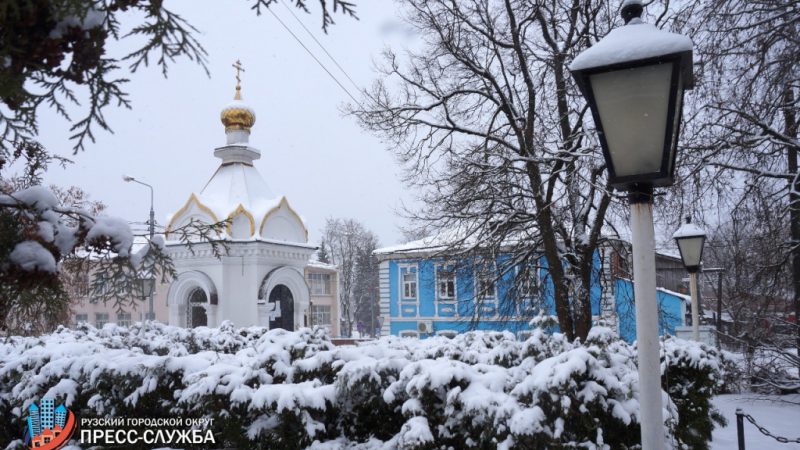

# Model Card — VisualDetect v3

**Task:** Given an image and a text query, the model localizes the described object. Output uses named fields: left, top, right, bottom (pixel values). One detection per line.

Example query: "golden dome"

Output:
left=220, top=87, right=256, bottom=132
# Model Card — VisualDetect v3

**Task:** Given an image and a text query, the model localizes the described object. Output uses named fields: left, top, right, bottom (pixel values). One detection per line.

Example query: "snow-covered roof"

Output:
left=373, top=236, right=450, bottom=256
left=306, top=260, right=338, bottom=271
left=656, top=286, right=690, bottom=302
left=373, top=227, right=486, bottom=257
left=198, top=163, right=279, bottom=222
left=655, top=248, right=682, bottom=261
left=570, top=22, right=693, bottom=85
left=165, top=92, right=309, bottom=244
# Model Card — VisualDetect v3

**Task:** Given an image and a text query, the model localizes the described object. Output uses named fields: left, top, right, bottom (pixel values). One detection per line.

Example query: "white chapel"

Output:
left=162, top=71, right=333, bottom=331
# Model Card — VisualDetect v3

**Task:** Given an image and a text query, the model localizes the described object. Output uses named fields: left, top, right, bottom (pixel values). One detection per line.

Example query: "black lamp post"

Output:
left=570, top=1, right=693, bottom=449
left=673, top=216, right=707, bottom=341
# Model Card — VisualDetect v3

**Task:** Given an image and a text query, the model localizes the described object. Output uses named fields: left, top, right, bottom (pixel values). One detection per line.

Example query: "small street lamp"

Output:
left=673, top=216, right=707, bottom=341
left=123, top=174, right=156, bottom=321
left=570, top=1, right=693, bottom=449
left=135, top=276, right=156, bottom=301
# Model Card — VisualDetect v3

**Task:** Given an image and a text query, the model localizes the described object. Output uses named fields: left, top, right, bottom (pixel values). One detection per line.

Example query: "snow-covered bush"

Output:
left=0, top=322, right=728, bottom=449
left=661, top=337, right=729, bottom=449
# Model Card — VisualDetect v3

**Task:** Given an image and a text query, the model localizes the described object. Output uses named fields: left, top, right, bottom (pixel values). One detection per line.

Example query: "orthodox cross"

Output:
left=233, top=59, right=245, bottom=89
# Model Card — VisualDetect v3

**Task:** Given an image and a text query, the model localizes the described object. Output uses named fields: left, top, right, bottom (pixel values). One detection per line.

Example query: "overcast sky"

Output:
left=34, top=0, right=417, bottom=247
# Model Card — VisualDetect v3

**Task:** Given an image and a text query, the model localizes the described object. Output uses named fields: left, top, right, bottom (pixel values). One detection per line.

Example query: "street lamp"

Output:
left=570, top=1, right=693, bottom=449
left=123, top=174, right=156, bottom=321
left=135, top=276, right=156, bottom=301
left=672, top=216, right=706, bottom=341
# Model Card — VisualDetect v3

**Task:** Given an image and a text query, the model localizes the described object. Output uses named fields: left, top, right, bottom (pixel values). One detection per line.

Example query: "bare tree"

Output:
left=322, top=218, right=379, bottom=337
left=353, top=232, right=380, bottom=336
left=353, top=0, right=628, bottom=341
left=702, top=185, right=799, bottom=391
left=666, top=0, right=800, bottom=371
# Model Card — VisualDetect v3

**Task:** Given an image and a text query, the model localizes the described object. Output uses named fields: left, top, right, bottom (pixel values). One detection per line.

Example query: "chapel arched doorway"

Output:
left=187, top=287, right=208, bottom=328
left=268, top=284, right=294, bottom=330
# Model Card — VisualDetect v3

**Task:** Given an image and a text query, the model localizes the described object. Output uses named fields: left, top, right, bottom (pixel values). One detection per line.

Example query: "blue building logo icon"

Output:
left=23, top=397, right=75, bottom=449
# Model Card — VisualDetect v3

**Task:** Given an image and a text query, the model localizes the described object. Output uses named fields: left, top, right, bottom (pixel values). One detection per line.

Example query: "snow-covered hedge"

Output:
left=0, top=322, right=727, bottom=449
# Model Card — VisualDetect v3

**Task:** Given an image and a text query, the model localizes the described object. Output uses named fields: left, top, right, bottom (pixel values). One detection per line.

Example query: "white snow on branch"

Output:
left=87, top=215, right=134, bottom=257
left=9, top=240, right=57, bottom=272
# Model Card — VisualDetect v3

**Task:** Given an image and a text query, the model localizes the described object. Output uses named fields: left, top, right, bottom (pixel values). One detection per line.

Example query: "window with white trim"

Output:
left=75, top=313, right=88, bottom=326
left=311, top=305, right=332, bottom=326
left=402, top=268, right=417, bottom=300
left=308, top=273, right=332, bottom=296
left=476, top=264, right=497, bottom=299
left=400, top=330, right=419, bottom=338
left=117, top=312, right=132, bottom=327
left=437, top=330, right=457, bottom=338
left=95, top=312, right=109, bottom=328
left=437, top=266, right=455, bottom=300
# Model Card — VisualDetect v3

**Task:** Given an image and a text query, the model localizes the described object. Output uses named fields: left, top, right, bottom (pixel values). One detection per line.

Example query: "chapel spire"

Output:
left=220, top=59, right=256, bottom=139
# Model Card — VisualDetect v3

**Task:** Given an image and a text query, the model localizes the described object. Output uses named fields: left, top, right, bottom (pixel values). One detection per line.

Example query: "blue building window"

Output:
left=401, top=266, right=417, bottom=301
left=436, top=265, right=455, bottom=301
left=516, top=264, right=542, bottom=315
left=475, top=264, right=497, bottom=299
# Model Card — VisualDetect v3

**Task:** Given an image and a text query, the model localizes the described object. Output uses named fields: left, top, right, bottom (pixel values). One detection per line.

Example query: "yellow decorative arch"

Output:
left=226, top=204, right=256, bottom=237
left=259, top=196, right=309, bottom=241
left=166, top=193, right=220, bottom=236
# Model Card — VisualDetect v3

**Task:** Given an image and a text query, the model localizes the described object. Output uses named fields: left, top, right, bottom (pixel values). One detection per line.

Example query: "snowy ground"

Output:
left=711, top=394, right=800, bottom=450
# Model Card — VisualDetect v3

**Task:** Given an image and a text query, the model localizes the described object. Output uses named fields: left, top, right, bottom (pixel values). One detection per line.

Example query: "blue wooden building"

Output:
left=373, top=238, right=688, bottom=342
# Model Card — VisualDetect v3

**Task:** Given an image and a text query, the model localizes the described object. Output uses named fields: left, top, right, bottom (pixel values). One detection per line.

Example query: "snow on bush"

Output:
left=0, top=322, right=727, bottom=449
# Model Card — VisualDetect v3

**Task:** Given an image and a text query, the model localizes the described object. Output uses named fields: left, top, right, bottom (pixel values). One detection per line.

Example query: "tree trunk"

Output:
left=785, top=87, right=800, bottom=371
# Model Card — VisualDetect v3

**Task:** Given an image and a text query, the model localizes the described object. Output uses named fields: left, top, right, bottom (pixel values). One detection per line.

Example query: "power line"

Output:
left=266, top=7, right=364, bottom=108
left=279, top=0, right=363, bottom=94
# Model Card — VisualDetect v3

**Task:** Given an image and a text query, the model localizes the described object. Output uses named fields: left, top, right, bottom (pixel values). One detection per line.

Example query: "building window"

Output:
left=117, top=312, right=131, bottom=327
left=437, top=266, right=455, bottom=300
left=75, top=313, right=88, bottom=326
left=95, top=313, right=109, bottom=328
left=476, top=265, right=497, bottom=299
left=308, top=273, right=332, bottom=296
left=311, top=305, right=332, bottom=326
left=516, top=265, right=541, bottom=314
left=92, top=274, right=111, bottom=299
left=402, top=269, right=417, bottom=300
left=400, top=330, right=419, bottom=338
left=74, top=274, right=90, bottom=297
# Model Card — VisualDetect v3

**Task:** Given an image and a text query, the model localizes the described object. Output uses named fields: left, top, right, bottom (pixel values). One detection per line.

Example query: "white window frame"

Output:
left=75, top=313, right=88, bottom=326
left=95, top=312, right=109, bottom=328
left=400, top=330, right=419, bottom=338
left=308, top=273, right=332, bottom=296
left=311, top=304, right=332, bottom=326
left=117, top=312, right=132, bottom=327
left=475, top=263, right=497, bottom=299
left=436, top=265, right=456, bottom=301
left=401, top=265, right=418, bottom=302
left=516, top=264, right=541, bottom=314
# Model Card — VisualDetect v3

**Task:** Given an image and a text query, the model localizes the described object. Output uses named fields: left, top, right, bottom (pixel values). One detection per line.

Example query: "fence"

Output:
left=735, top=408, right=800, bottom=449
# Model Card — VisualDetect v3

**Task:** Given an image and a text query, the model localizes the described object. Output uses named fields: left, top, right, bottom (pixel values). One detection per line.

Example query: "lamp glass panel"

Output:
left=590, top=63, right=673, bottom=177
left=136, top=278, right=155, bottom=298
left=677, top=236, right=704, bottom=267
